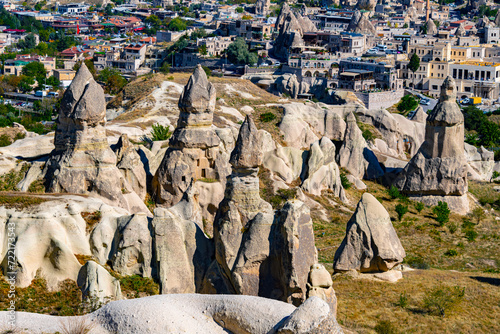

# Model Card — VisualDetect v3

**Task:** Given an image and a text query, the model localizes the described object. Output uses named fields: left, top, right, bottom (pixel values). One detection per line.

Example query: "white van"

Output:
left=48, top=92, right=59, bottom=98
left=376, top=44, right=388, bottom=52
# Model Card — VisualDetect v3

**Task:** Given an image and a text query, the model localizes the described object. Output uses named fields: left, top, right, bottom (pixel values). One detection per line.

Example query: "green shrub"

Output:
left=462, top=219, right=475, bottom=229
left=471, top=207, right=485, bottom=224
left=415, top=201, right=425, bottom=213
left=269, top=188, right=298, bottom=209
left=374, top=320, right=397, bottom=334
left=362, top=128, right=374, bottom=143
left=433, top=201, right=450, bottom=226
left=395, top=204, right=408, bottom=221
left=448, top=222, right=458, bottom=234
left=423, top=286, right=465, bottom=317
left=444, top=249, right=458, bottom=256
left=340, top=172, right=351, bottom=190
left=119, top=275, right=159, bottom=297
left=0, top=134, right=11, bottom=147
left=397, top=94, right=418, bottom=113
left=202, top=65, right=211, bottom=77
left=464, top=229, right=478, bottom=242
left=150, top=123, right=172, bottom=141
left=396, top=291, right=409, bottom=309
left=405, top=255, right=430, bottom=269
left=387, top=185, right=401, bottom=199
left=260, top=112, right=276, bottom=122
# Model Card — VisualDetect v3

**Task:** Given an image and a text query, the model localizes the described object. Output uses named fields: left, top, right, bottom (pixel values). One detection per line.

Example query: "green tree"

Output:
left=397, top=95, right=418, bottom=113
left=236, top=7, right=244, bottom=13
left=22, top=61, right=47, bottom=80
left=18, top=76, right=35, bottom=93
left=18, top=33, right=37, bottom=50
left=408, top=53, right=420, bottom=88
left=198, top=44, right=207, bottom=55
left=433, top=201, right=450, bottom=226
left=226, top=37, right=258, bottom=65
left=97, top=67, right=127, bottom=94
left=168, top=17, right=187, bottom=31
left=46, top=76, right=60, bottom=88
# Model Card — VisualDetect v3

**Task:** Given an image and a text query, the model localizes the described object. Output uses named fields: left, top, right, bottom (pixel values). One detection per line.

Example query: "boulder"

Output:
left=307, top=264, right=337, bottom=317
left=412, top=106, right=428, bottom=123
left=77, top=261, right=122, bottom=306
left=334, top=193, right=406, bottom=273
left=356, top=0, right=377, bottom=11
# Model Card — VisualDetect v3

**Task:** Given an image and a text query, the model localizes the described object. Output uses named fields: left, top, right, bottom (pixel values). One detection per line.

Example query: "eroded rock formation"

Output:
left=44, top=64, right=148, bottom=214
left=347, top=10, right=376, bottom=35
left=153, top=65, right=230, bottom=219
left=334, top=193, right=405, bottom=273
left=394, top=76, right=469, bottom=213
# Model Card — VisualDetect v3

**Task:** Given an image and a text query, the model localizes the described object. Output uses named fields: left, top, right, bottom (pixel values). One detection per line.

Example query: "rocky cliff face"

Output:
left=394, top=77, right=469, bottom=213
left=44, top=64, right=148, bottom=214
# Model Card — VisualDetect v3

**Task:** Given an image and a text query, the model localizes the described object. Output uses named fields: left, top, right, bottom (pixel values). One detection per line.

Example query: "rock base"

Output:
left=408, top=193, right=469, bottom=215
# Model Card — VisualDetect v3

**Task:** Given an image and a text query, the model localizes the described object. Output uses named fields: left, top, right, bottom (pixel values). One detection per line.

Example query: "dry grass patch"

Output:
left=0, top=192, right=47, bottom=209
left=81, top=211, right=102, bottom=234
left=335, top=269, right=500, bottom=333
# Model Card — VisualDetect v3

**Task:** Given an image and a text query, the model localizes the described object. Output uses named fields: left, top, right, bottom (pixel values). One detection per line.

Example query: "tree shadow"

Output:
left=470, top=276, right=500, bottom=287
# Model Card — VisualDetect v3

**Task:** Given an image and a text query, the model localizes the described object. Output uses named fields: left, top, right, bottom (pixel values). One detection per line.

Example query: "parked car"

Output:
left=420, top=99, right=430, bottom=105
left=367, top=48, right=379, bottom=54
left=4, top=100, right=12, bottom=105
left=15, top=101, right=23, bottom=106
left=460, top=97, right=470, bottom=105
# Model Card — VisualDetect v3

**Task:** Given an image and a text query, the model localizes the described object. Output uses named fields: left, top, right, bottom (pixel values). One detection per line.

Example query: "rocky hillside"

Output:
left=0, top=67, right=499, bottom=334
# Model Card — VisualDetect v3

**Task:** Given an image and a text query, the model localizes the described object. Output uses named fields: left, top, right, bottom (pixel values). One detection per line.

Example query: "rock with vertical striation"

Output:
left=77, top=261, right=122, bottom=306
left=337, top=112, right=384, bottom=180
left=114, top=134, right=147, bottom=201
left=426, top=18, right=437, bottom=35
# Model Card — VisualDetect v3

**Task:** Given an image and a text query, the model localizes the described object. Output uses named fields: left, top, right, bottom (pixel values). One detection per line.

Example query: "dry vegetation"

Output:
left=312, top=179, right=500, bottom=333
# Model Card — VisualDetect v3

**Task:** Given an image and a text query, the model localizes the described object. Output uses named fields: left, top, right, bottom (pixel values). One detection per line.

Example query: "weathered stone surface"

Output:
left=114, top=134, right=147, bottom=200
left=455, top=23, right=466, bottom=36
left=347, top=10, right=376, bottom=35
left=426, top=19, right=438, bottom=35
left=274, top=3, right=316, bottom=59
left=356, top=107, right=425, bottom=158
left=274, top=200, right=318, bottom=305
left=334, top=193, right=406, bottom=273
left=302, top=138, right=347, bottom=201
left=44, top=64, right=148, bottom=214
left=465, top=143, right=498, bottom=181
left=357, top=0, right=377, bottom=11
left=277, top=297, right=330, bottom=334
left=394, top=77, right=468, bottom=212
left=178, top=64, right=216, bottom=125
left=153, top=66, right=230, bottom=214
left=0, top=294, right=342, bottom=334
left=77, top=261, right=122, bottom=306
left=307, top=264, right=337, bottom=317
left=279, top=102, right=356, bottom=149
left=230, top=116, right=263, bottom=168
left=110, top=213, right=152, bottom=277
left=412, top=106, right=428, bottom=123
left=153, top=207, right=214, bottom=294
left=337, top=112, right=384, bottom=180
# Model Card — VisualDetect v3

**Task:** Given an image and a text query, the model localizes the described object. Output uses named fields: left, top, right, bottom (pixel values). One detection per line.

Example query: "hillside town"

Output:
left=0, top=0, right=499, bottom=107
left=1, top=0, right=500, bottom=333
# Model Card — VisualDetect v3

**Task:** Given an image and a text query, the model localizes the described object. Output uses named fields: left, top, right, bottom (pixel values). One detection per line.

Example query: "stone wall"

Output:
left=354, top=90, right=404, bottom=110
